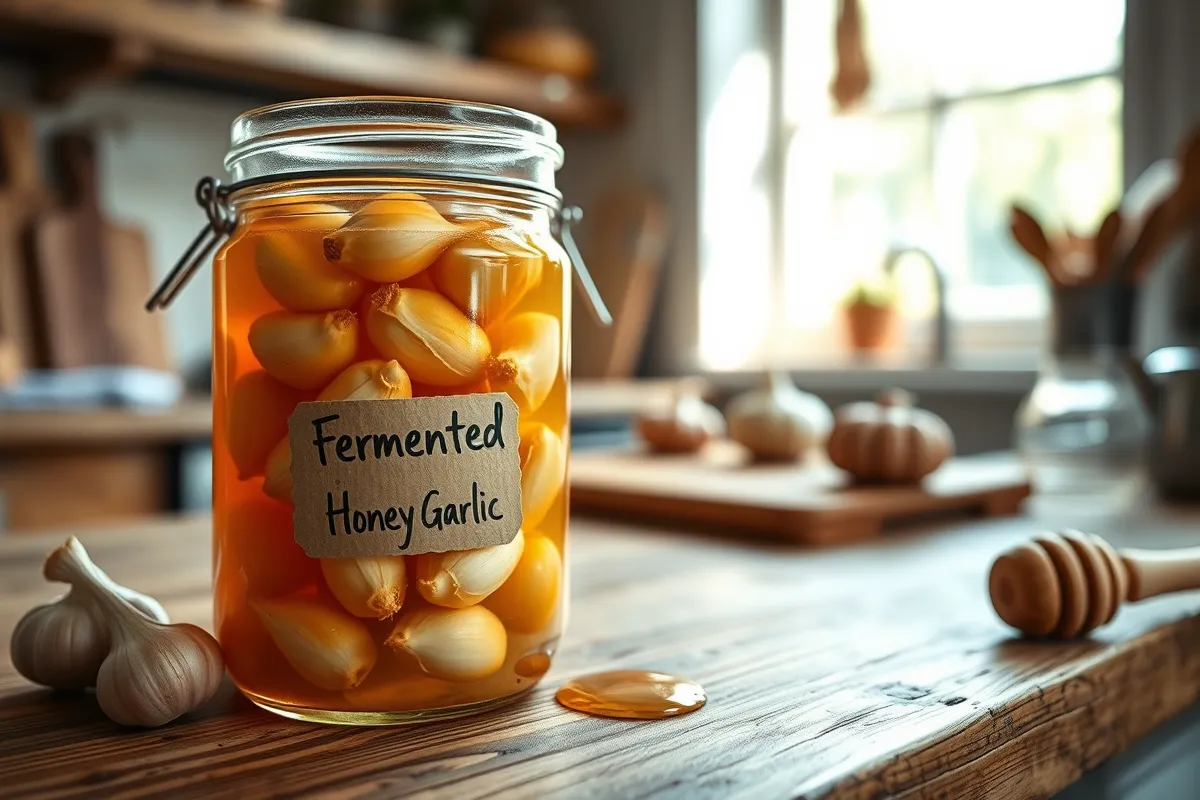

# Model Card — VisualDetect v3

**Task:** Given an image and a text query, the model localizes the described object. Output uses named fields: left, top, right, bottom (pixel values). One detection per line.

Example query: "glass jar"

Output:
left=1015, top=284, right=1151, bottom=511
left=196, top=98, right=572, bottom=724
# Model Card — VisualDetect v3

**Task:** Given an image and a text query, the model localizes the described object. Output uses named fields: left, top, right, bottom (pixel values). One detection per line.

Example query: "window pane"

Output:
left=937, top=76, right=1122, bottom=291
left=782, top=112, right=934, bottom=325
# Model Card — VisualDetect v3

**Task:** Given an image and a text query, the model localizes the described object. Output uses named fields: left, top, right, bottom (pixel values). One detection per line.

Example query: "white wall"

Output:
left=0, top=66, right=258, bottom=374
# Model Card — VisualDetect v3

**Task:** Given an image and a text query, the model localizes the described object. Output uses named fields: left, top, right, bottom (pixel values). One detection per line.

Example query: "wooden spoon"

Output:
left=1010, top=204, right=1063, bottom=285
left=989, top=530, right=1200, bottom=639
left=1090, top=208, right=1122, bottom=281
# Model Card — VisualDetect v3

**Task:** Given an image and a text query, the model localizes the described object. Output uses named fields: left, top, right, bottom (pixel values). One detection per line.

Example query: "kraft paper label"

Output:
left=287, top=393, right=523, bottom=558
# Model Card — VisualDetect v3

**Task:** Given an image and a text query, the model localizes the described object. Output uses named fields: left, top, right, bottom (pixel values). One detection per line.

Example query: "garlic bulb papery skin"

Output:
left=725, top=372, right=833, bottom=462
left=11, top=554, right=170, bottom=690
left=636, top=391, right=725, bottom=454
left=44, top=537, right=224, bottom=727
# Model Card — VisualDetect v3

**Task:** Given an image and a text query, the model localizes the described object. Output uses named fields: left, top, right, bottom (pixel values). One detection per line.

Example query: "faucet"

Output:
left=882, top=245, right=950, bottom=366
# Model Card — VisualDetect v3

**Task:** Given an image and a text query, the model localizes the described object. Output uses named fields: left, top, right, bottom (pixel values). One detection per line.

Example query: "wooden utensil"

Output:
left=1009, top=204, right=1062, bottom=284
left=989, top=530, right=1200, bottom=639
left=1091, top=208, right=1122, bottom=281
left=1120, top=127, right=1200, bottom=283
left=0, top=111, right=47, bottom=368
left=25, top=129, right=169, bottom=370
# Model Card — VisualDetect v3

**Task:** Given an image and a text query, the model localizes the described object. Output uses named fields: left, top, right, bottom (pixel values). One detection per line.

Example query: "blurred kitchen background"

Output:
left=0, top=0, right=1196, bottom=532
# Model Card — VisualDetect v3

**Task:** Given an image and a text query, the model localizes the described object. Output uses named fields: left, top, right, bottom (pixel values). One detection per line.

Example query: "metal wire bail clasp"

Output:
left=556, top=205, right=612, bottom=326
left=145, top=177, right=235, bottom=311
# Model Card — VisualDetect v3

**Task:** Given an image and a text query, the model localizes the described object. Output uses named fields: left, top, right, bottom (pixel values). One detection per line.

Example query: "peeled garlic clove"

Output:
left=262, top=438, right=292, bottom=503
left=324, top=197, right=466, bottom=282
left=253, top=596, right=377, bottom=691
left=726, top=372, right=833, bottom=462
left=484, top=313, right=560, bottom=413
left=253, top=201, right=349, bottom=231
left=226, top=371, right=309, bottom=480
left=319, top=359, right=413, bottom=402
left=484, top=534, right=562, bottom=633
left=432, top=228, right=544, bottom=326
left=366, top=286, right=490, bottom=386
left=384, top=606, right=507, bottom=682
left=519, top=424, right=566, bottom=527
left=256, top=231, right=366, bottom=312
left=248, top=309, right=359, bottom=390
left=321, top=556, right=407, bottom=619
left=416, top=530, right=525, bottom=608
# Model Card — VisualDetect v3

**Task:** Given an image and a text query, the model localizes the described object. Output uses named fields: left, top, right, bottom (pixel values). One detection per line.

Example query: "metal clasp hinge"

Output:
left=556, top=205, right=612, bottom=326
left=145, top=177, right=234, bottom=311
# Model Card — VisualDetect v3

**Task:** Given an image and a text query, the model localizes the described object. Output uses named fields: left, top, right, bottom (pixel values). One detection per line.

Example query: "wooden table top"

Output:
left=3, top=509, right=1200, bottom=798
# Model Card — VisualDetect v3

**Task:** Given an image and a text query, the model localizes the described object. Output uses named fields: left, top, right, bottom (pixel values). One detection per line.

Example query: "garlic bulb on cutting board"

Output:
left=725, top=373, right=833, bottom=462
left=636, top=386, right=725, bottom=454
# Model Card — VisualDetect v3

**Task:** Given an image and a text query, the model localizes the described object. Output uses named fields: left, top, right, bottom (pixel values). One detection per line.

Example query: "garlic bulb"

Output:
left=726, top=372, right=833, bottom=462
left=484, top=313, right=561, bottom=414
left=385, top=606, right=507, bottom=683
left=320, top=556, right=408, bottom=619
left=416, top=530, right=525, bottom=608
left=253, top=595, right=377, bottom=691
left=10, top=578, right=168, bottom=691
left=636, top=389, right=725, bottom=454
left=43, top=538, right=223, bottom=727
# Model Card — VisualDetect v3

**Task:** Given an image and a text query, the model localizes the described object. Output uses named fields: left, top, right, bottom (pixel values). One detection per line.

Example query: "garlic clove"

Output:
left=318, top=359, right=413, bottom=402
left=484, top=313, right=561, bottom=414
left=262, top=438, right=292, bottom=503
left=252, top=595, right=378, bottom=691
left=384, top=605, right=507, bottom=683
left=519, top=423, right=566, bottom=528
left=223, top=493, right=321, bottom=599
left=320, top=556, right=408, bottom=619
left=415, top=530, right=525, bottom=608
left=43, top=537, right=224, bottom=727
left=225, top=371, right=310, bottom=480
left=366, top=286, right=490, bottom=386
left=726, top=372, right=833, bottom=462
left=252, top=201, right=349, bottom=232
left=483, top=534, right=562, bottom=633
left=432, top=228, right=544, bottom=326
left=248, top=309, right=359, bottom=390
left=323, top=196, right=467, bottom=282
left=255, top=229, right=366, bottom=312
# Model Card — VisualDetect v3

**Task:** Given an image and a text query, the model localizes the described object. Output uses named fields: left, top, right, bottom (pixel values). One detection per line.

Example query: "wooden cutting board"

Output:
left=25, top=129, right=169, bottom=371
left=571, top=184, right=669, bottom=379
left=0, top=111, right=46, bottom=369
left=570, top=443, right=1032, bottom=544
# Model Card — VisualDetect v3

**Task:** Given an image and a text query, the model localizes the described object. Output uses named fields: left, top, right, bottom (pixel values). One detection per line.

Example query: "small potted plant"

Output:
left=841, top=278, right=898, bottom=352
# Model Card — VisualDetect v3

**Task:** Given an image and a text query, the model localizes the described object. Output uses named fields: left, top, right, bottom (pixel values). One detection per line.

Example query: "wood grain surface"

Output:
left=571, top=445, right=1032, bottom=544
left=0, top=401, right=211, bottom=450
left=2, top=510, right=1200, bottom=799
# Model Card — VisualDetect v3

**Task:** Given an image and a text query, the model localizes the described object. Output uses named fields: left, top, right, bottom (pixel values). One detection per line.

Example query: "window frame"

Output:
left=763, top=9, right=1123, bottom=371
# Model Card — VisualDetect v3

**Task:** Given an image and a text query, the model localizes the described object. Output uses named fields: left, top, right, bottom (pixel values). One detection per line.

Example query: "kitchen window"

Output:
left=699, top=0, right=1125, bottom=370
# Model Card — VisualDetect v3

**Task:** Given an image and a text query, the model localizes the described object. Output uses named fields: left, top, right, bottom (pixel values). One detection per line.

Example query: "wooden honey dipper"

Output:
left=989, top=530, right=1200, bottom=639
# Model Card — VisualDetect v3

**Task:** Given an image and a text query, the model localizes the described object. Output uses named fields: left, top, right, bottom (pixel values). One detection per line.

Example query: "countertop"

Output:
left=3, top=509, right=1200, bottom=798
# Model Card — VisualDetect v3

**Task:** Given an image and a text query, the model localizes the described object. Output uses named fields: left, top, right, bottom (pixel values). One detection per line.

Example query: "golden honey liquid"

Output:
left=555, top=671, right=707, bottom=720
left=212, top=187, right=569, bottom=722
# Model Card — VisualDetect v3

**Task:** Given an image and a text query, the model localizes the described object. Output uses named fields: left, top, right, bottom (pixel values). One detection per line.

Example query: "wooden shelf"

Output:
left=0, top=0, right=624, bottom=127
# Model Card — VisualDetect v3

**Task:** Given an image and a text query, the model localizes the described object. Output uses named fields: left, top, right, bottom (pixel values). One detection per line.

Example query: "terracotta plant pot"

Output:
left=843, top=302, right=895, bottom=351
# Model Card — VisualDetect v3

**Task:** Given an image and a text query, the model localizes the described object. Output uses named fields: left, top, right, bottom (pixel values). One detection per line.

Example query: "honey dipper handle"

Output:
left=1120, top=547, right=1200, bottom=602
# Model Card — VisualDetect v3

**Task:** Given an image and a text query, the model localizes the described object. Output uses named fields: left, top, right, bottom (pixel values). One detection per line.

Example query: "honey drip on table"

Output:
left=555, top=670, right=707, bottom=720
